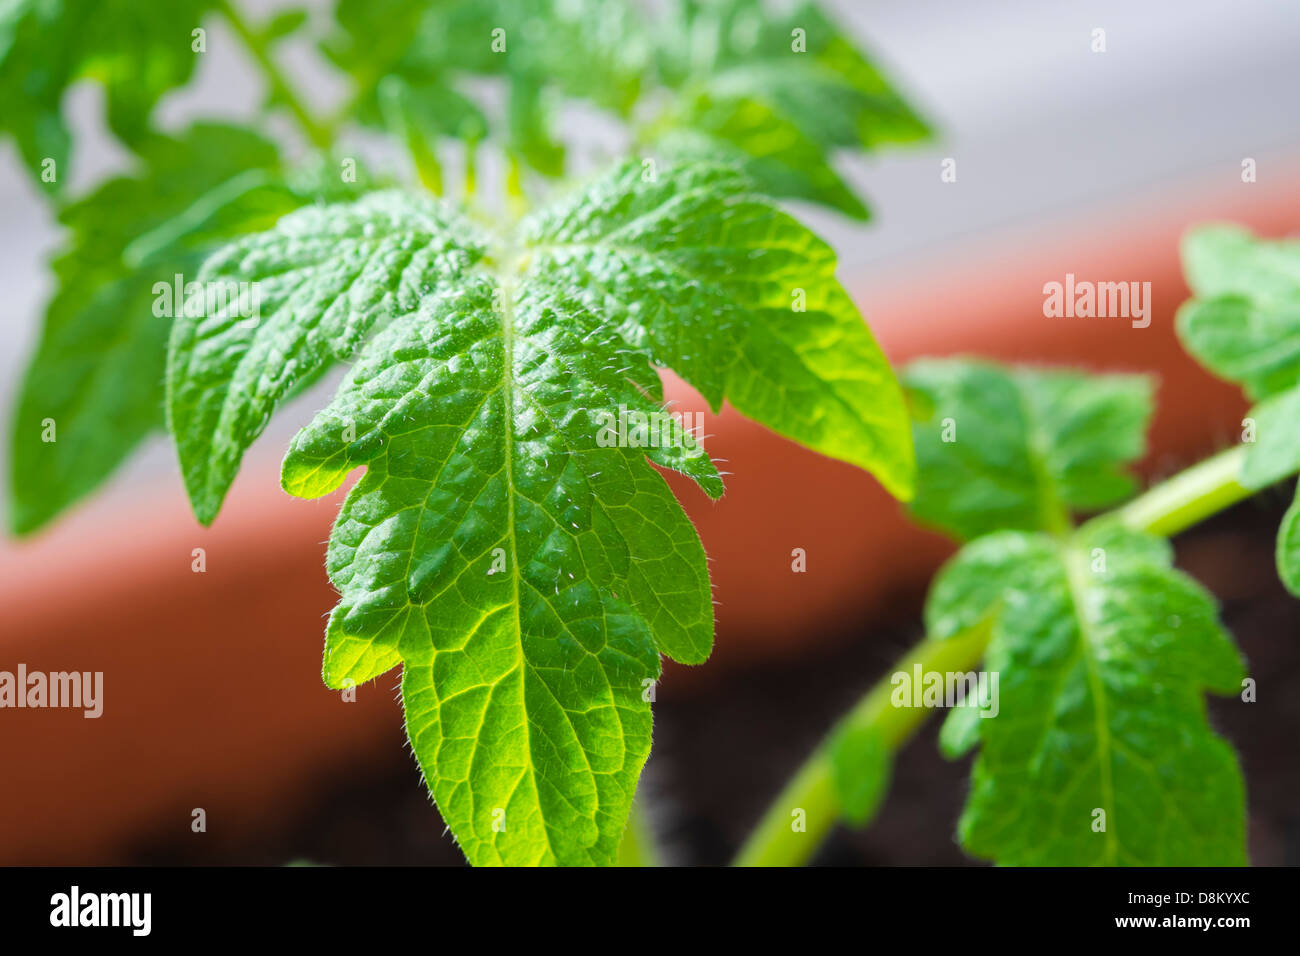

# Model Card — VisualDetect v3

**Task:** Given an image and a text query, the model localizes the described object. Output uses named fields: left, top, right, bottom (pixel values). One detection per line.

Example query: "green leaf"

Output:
left=828, top=723, right=891, bottom=826
left=506, top=76, right=564, bottom=178
left=387, top=0, right=648, bottom=112
left=322, top=0, right=479, bottom=172
left=0, top=0, right=215, bottom=192
left=8, top=123, right=304, bottom=534
left=913, top=359, right=1246, bottom=864
left=661, top=1, right=929, bottom=146
left=376, top=73, right=486, bottom=146
left=647, top=0, right=930, bottom=216
left=903, top=359, right=1153, bottom=542
left=323, top=0, right=492, bottom=188
left=324, top=0, right=644, bottom=179
left=926, top=530, right=1053, bottom=762
left=353, top=37, right=488, bottom=156
left=1177, top=225, right=1300, bottom=407
left=656, top=94, right=868, bottom=219
left=494, top=0, right=647, bottom=114
left=1176, top=225, right=1300, bottom=589
left=929, top=523, right=1247, bottom=865
left=937, top=701, right=981, bottom=760
left=169, top=158, right=914, bottom=864
left=1277, top=489, right=1300, bottom=597
left=322, top=0, right=927, bottom=203
left=1177, top=225, right=1300, bottom=448
left=924, top=529, right=1052, bottom=638
left=321, top=0, right=427, bottom=91
left=1181, top=224, right=1300, bottom=324
left=523, top=161, right=913, bottom=499
left=1179, top=295, right=1300, bottom=404
left=375, top=73, right=484, bottom=194
left=1238, top=386, right=1300, bottom=489
left=167, top=191, right=488, bottom=524
left=285, top=279, right=717, bottom=865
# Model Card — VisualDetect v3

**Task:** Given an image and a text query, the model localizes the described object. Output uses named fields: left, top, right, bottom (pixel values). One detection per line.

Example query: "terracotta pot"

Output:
left=2, top=167, right=1297, bottom=863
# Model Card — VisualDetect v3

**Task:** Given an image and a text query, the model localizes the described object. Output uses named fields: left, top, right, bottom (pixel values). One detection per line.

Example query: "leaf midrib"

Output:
left=1061, top=542, right=1119, bottom=865
left=490, top=252, right=545, bottom=859
left=1013, top=376, right=1072, bottom=537
left=494, top=249, right=618, bottom=864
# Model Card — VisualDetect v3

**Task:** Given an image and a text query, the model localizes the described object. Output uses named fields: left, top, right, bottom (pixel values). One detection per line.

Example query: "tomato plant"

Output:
left=5, top=0, right=1290, bottom=868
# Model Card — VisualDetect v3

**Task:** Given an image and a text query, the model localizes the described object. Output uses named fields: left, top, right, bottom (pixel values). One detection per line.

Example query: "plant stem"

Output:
left=464, top=139, right=480, bottom=200
left=1111, top=445, right=1250, bottom=537
left=505, top=151, right=527, bottom=219
left=732, top=751, right=837, bottom=868
left=734, top=442, right=1260, bottom=867
left=733, top=626, right=991, bottom=867
left=216, top=0, right=332, bottom=149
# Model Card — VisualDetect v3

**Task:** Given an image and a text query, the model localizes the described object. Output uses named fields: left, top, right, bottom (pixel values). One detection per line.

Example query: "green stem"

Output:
left=733, top=626, right=991, bottom=867
left=734, top=442, right=1257, bottom=867
left=216, top=0, right=331, bottom=149
left=1111, top=445, right=1250, bottom=537
left=617, top=801, right=662, bottom=867
left=733, top=752, right=837, bottom=869
left=505, top=150, right=527, bottom=219
left=464, top=138, right=480, bottom=200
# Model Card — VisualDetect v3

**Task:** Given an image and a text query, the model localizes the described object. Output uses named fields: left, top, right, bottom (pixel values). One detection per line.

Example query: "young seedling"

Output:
left=12, top=0, right=1288, bottom=870
left=165, top=161, right=913, bottom=865
left=1176, top=225, right=1300, bottom=593
left=5, top=0, right=927, bottom=866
